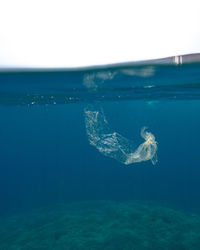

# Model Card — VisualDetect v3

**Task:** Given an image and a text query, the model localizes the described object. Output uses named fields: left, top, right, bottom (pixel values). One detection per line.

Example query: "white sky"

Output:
left=0, top=0, right=200, bottom=68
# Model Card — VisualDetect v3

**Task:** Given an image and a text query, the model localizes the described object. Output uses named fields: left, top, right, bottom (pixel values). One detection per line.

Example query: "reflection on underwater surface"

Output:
left=0, top=63, right=200, bottom=106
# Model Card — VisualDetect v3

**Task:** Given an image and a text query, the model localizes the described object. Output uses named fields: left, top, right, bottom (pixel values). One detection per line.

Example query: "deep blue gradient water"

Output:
left=0, top=63, right=200, bottom=248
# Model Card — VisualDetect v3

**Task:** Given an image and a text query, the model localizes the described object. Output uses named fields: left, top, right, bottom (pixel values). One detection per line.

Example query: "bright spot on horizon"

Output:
left=0, top=0, right=200, bottom=68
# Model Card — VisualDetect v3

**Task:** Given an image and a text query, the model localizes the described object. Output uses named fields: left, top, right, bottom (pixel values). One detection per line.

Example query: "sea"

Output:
left=0, top=61, right=200, bottom=249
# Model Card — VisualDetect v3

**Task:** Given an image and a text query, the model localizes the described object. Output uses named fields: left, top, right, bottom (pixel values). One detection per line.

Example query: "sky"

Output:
left=0, top=0, right=200, bottom=68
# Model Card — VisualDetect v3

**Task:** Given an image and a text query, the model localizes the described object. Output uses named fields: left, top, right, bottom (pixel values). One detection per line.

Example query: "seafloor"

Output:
left=1, top=201, right=200, bottom=250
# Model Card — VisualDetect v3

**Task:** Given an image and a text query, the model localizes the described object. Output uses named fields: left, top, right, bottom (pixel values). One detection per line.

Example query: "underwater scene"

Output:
left=1, top=59, right=200, bottom=249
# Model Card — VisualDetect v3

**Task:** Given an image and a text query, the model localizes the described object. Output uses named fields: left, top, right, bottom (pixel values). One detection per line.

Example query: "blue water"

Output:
left=1, top=63, right=200, bottom=248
